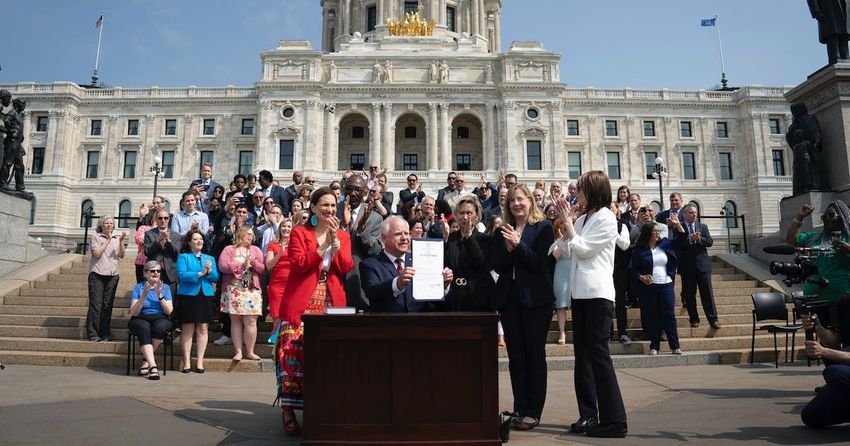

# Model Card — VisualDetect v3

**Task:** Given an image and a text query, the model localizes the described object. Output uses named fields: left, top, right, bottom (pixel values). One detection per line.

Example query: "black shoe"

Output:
left=570, top=416, right=597, bottom=433
left=101, top=336, right=113, bottom=342
left=586, top=420, right=627, bottom=438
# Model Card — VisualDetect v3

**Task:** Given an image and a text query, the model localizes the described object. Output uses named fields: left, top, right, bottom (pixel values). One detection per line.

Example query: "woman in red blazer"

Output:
left=275, top=186, right=353, bottom=435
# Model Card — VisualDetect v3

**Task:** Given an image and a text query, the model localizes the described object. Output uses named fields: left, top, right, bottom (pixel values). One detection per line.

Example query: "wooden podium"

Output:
left=301, top=313, right=501, bottom=446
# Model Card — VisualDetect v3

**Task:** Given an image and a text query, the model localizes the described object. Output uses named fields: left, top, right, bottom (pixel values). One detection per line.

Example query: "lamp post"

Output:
left=149, top=154, right=163, bottom=201
left=650, top=156, right=668, bottom=209
left=720, top=208, right=732, bottom=253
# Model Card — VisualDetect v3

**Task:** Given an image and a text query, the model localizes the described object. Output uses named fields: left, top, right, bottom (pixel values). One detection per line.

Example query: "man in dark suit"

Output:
left=375, top=173, right=394, bottom=216
left=281, top=171, right=303, bottom=216
left=656, top=192, right=684, bottom=224
left=675, top=204, right=720, bottom=329
left=339, top=174, right=384, bottom=311
left=144, top=208, right=183, bottom=323
left=193, top=163, right=220, bottom=201
left=436, top=171, right=457, bottom=202
left=257, top=170, right=289, bottom=216
left=360, top=216, right=453, bottom=312
left=399, top=173, right=425, bottom=218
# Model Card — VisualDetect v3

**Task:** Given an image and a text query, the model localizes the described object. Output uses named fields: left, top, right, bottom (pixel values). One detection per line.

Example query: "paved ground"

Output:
left=0, top=361, right=848, bottom=445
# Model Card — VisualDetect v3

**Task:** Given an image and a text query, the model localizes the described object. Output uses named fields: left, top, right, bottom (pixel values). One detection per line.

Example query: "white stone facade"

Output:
left=3, top=1, right=793, bottom=250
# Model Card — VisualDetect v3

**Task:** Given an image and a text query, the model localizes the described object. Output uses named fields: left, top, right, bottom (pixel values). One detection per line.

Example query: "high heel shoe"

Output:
left=557, top=333, right=566, bottom=345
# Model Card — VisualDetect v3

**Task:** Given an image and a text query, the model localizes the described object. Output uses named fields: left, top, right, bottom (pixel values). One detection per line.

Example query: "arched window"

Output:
left=649, top=200, right=661, bottom=214
left=80, top=200, right=94, bottom=228
left=723, top=200, right=738, bottom=228
left=118, top=200, right=132, bottom=228
left=29, top=197, right=36, bottom=225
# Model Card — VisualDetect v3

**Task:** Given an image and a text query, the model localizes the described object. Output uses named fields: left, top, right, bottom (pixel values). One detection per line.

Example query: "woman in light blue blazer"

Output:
left=176, top=229, right=220, bottom=373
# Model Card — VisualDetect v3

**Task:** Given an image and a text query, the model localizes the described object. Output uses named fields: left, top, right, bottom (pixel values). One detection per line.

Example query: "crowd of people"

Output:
left=85, top=161, right=735, bottom=438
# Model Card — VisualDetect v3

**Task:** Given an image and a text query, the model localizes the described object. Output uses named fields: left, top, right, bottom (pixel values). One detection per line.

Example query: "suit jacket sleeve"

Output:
left=176, top=254, right=199, bottom=284
left=511, top=221, right=554, bottom=271
left=568, top=215, right=617, bottom=260
left=489, top=231, right=512, bottom=275
left=288, top=227, right=324, bottom=273
left=352, top=212, right=384, bottom=258
left=359, top=258, right=397, bottom=309
left=699, top=224, right=713, bottom=248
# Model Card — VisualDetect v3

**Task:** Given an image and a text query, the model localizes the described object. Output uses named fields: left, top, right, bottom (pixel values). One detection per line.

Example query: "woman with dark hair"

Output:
left=275, top=186, right=354, bottom=435
left=329, top=180, right=343, bottom=201
left=409, top=218, right=425, bottom=238
left=632, top=219, right=685, bottom=356
left=544, top=204, right=558, bottom=223
left=265, top=217, right=293, bottom=323
left=554, top=170, right=627, bottom=438
left=615, top=185, right=630, bottom=215
left=208, top=185, right=226, bottom=221
left=176, top=229, right=220, bottom=373
left=443, top=196, right=495, bottom=312
left=491, top=184, right=555, bottom=431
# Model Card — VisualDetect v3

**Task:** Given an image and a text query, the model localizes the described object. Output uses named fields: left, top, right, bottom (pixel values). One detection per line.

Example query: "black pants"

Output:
left=639, top=282, right=680, bottom=351
left=612, top=268, right=630, bottom=336
left=128, top=314, right=172, bottom=346
left=680, top=270, right=717, bottom=324
left=500, top=290, right=553, bottom=420
left=801, top=347, right=850, bottom=428
left=572, top=298, right=627, bottom=424
left=86, top=272, right=119, bottom=339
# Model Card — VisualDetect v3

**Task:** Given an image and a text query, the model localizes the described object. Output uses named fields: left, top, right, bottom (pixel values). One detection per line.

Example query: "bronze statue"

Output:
left=809, top=0, right=850, bottom=64
left=0, top=89, right=30, bottom=196
left=786, top=102, right=824, bottom=194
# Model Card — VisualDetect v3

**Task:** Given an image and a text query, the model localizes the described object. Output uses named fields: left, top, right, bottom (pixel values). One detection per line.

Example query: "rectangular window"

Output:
left=526, top=140, right=542, bottom=170
left=644, top=152, right=657, bottom=180
left=31, top=147, right=45, bottom=175
left=161, top=151, right=175, bottom=178
left=404, top=126, right=417, bottom=138
left=643, top=120, right=656, bottom=137
left=123, top=151, right=137, bottom=179
left=446, top=6, right=456, bottom=32
left=202, top=118, right=215, bottom=136
left=606, top=152, right=621, bottom=179
left=680, top=121, right=693, bottom=138
left=456, top=154, right=471, bottom=171
left=367, top=6, right=377, bottom=31
left=238, top=151, right=253, bottom=176
left=566, top=119, right=580, bottom=136
left=719, top=152, right=733, bottom=180
left=769, top=118, right=781, bottom=135
left=772, top=150, right=786, bottom=176
left=241, top=118, right=254, bottom=135
left=90, top=119, right=102, bottom=136
left=36, top=116, right=48, bottom=132
left=352, top=126, right=365, bottom=138
left=86, top=151, right=99, bottom=179
left=279, top=139, right=295, bottom=169
left=164, top=119, right=177, bottom=136
left=404, top=154, right=419, bottom=170
left=567, top=152, right=582, bottom=178
left=200, top=150, right=214, bottom=170
left=605, top=120, right=618, bottom=137
left=457, top=126, right=470, bottom=139
left=404, top=1, right=419, bottom=14
left=127, top=119, right=139, bottom=136
left=350, top=153, right=365, bottom=171
left=682, top=152, right=696, bottom=180
left=716, top=121, right=729, bottom=138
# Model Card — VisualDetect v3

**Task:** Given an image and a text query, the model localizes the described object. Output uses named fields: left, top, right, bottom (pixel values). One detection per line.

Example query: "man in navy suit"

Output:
left=359, top=216, right=453, bottom=312
left=257, top=170, right=289, bottom=216
left=656, top=192, right=684, bottom=224
left=193, top=163, right=220, bottom=200
left=675, top=204, right=720, bottom=329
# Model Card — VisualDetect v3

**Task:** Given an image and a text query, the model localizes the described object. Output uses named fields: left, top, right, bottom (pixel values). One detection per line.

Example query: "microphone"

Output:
left=762, top=244, right=797, bottom=255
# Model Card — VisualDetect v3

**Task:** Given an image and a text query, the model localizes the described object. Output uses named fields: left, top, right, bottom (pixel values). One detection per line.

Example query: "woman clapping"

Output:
left=176, top=229, right=220, bottom=373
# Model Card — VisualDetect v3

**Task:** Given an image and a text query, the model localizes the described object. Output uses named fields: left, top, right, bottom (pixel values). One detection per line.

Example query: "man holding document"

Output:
left=360, top=216, right=453, bottom=312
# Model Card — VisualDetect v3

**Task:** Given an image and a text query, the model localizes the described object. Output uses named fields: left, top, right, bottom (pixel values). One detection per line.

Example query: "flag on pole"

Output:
left=96, top=14, right=103, bottom=28
left=700, top=18, right=716, bottom=27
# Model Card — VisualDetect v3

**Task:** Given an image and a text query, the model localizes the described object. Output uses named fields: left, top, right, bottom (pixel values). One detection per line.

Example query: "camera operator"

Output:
left=799, top=296, right=850, bottom=428
left=786, top=203, right=850, bottom=305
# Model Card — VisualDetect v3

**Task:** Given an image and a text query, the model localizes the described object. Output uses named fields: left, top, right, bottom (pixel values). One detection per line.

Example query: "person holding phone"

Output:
left=128, top=260, right=173, bottom=380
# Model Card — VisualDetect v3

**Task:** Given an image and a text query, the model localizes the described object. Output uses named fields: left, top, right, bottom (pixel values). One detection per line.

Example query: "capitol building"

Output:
left=5, top=0, right=792, bottom=250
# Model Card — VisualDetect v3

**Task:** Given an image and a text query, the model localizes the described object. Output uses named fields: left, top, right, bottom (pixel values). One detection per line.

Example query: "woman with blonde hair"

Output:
left=266, top=217, right=294, bottom=323
left=218, top=225, right=266, bottom=361
left=87, top=215, right=126, bottom=342
left=443, top=196, right=495, bottom=311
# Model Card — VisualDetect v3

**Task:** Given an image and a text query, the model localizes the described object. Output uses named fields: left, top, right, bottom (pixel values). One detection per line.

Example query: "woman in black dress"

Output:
left=443, top=196, right=495, bottom=312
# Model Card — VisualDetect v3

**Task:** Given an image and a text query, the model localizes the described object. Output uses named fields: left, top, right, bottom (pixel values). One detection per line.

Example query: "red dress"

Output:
left=266, top=241, right=291, bottom=318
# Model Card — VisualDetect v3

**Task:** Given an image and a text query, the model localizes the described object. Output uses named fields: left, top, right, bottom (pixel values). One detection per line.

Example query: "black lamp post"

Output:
left=149, top=154, right=162, bottom=200
left=651, top=156, right=668, bottom=209
left=720, top=208, right=732, bottom=253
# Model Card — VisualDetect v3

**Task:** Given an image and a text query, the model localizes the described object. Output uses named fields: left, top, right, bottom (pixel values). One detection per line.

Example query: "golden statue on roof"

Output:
left=387, top=4, right=436, bottom=36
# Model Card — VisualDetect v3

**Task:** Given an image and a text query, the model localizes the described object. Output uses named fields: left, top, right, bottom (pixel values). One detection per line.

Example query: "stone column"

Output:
left=322, top=8, right=330, bottom=52
left=342, top=0, right=350, bottom=35
left=440, top=103, right=451, bottom=170
left=493, top=9, right=501, bottom=52
left=324, top=104, right=336, bottom=172
left=470, top=0, right=478, bottom=36
left=382, top=103, right=394, bottom=170
left=485, top=103, right=496, bottom=170
left=377, top=0, right=384, bottom=25
left=440, top=0, right=446, bottom=23
left=371, top=102, right=382, bottom=167
left=478, top=0, right=486, bottom=38
left=428, top=103, right=439, bottom=170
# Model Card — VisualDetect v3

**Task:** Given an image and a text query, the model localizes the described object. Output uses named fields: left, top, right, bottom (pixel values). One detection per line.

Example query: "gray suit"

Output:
left=143, top=227, right=182, bottom=284
left=337, top=205, right=383, bottom=311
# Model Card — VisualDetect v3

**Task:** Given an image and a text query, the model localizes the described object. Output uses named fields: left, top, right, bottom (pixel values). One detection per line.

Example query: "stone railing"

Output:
left=563, top=85, right=791, bottom=103
left=0, top=82, right=257, bottom=99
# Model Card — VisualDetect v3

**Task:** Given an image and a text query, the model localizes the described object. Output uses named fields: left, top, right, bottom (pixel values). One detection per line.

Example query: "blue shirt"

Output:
left=170, top=209, right=210, bottom=236
left=131, top=282, right=173, bottom=316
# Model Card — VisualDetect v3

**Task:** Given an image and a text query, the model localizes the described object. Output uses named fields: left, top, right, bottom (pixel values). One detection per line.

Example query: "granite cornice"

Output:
left=560, top=99, right=743, bottom=109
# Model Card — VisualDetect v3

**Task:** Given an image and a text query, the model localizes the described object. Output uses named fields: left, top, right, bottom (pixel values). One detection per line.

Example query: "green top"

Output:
left=795, top=231, right=850, bottom=301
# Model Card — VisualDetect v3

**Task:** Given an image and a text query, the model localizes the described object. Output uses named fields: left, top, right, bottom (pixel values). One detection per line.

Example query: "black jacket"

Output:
left=443, top=231, right=495, bottom=311
left=490, top=220, right=556, bottom=310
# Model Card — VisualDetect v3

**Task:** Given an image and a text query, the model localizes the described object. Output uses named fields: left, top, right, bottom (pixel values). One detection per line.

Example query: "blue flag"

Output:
left=701, top=18, right=716, bottom=27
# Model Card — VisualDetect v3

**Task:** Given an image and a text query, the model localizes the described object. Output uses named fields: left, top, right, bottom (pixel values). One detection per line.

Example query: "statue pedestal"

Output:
left=786, top=62, right=850, bottom=191
left=0, top=191, right=44, bottom=277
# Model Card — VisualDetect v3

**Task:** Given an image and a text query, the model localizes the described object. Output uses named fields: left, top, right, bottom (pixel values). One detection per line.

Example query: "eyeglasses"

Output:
left=370, top=165, right=379, bottom=170
left=343, top=185, right=365, bottom=193
left=263, top=200, right=275, bottom=205
left=407, top=178, right=416, bottom=182
left=147, top=270, right=161, bottom=274
left=414, top=208, right=422, bottom=213
left=253, top=195, right=263, bottom=200
left=448, top=177, right=457, bottom=181
left=157, top=216, right=169, bottom=221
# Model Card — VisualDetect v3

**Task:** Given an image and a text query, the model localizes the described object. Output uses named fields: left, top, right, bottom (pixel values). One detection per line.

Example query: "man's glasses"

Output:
left=344, top=185, right=365, bottom=193
left=253, top=195, right=264, bottom=200
left=407, top=178, right=416, bottom=182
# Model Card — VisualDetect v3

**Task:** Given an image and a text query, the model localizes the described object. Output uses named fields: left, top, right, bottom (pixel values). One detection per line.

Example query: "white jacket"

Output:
left=553, top=207, right=618, bottom=302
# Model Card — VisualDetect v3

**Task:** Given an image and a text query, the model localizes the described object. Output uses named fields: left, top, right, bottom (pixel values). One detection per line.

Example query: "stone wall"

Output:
left=0, top=193, right=45, bottom=277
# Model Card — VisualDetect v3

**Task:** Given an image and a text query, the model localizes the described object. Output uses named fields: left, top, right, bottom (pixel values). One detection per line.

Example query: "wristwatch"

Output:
left=157, top=295, right=164, bottom=301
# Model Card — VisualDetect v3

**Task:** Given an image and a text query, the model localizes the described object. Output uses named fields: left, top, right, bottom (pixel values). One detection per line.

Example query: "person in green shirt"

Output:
left=786, top=202, right=850, bottom=302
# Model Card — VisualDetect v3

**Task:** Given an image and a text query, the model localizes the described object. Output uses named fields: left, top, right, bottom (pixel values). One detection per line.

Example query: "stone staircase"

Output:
left=0, top=255, right=806, bottom=372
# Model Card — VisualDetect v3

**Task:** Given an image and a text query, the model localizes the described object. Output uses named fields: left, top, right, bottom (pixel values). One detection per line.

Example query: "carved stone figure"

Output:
left=1, top=92, right=29, bottom=195
left=809, top=0, right=850, bottom=64
left=373, top=61, right=384, bottom=83
left=429, top=61, right=438, bottom=83
left=786, top=102, right=824, bottom=194
left=327, top=60, right=337, bottom=82
left=543, top=64, right=551, bottom=82
left=438, top=61, right=449, bottom=83
left=484, top=64, right=493, bottom=83
left=384, top=60, right=393, bottom=83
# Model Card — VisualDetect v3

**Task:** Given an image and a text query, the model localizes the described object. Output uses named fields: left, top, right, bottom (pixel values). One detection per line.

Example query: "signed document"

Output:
left=411, top=238, right=445, bottom=301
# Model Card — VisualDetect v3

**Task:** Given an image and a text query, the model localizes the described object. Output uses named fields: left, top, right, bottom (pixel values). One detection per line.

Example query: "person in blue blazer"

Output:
left=631, top=219, right=687, bottom=356
left=176, top=229, right=220, bottom=373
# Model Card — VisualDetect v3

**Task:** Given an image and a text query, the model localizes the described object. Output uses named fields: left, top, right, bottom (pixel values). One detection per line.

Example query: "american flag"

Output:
left=96, top=14, right=103, bottom=28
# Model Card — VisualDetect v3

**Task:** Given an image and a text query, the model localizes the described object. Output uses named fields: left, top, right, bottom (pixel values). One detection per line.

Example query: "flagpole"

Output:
left=714, top=13, right=728, bottom=89
left=92, top=12, right=104, bottom=87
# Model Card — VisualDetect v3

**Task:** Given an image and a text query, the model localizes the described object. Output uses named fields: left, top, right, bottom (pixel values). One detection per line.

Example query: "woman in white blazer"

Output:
left=553, top=170, right=627, bottom=438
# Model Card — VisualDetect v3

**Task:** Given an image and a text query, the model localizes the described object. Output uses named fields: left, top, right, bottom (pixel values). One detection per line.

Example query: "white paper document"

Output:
left=411, top=238, right=445, bottom=301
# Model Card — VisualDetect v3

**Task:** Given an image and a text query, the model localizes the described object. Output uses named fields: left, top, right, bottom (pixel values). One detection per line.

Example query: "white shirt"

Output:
left=650, top=246, right=672, bottom=284
left=384, top=251, right=407, bottom=296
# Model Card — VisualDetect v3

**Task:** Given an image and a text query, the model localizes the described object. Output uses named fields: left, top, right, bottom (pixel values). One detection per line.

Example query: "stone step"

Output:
left=0, top=350, right=271, bottom=372
left=0, top=305, right=130, bottom=317
left=0, top=336, right=276, bottom=357
left=0, top=314, right=115, bottom=328
left=3, top=295, right=132, bottom=307
left=545, top=323, right=791, bottom=342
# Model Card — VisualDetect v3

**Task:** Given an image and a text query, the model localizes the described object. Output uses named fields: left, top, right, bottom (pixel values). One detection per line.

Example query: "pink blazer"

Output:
left=218, top=244, right=266, bottom=289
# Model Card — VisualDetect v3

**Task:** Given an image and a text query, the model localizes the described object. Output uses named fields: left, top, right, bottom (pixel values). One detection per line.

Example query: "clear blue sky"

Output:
left=1, top=0, right=824, bottom=89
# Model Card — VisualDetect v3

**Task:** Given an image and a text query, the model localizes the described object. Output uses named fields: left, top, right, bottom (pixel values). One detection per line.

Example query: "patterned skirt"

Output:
left=220, top=279, right=263, bottom=315
left=275, top=281, right=333, bottom=409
